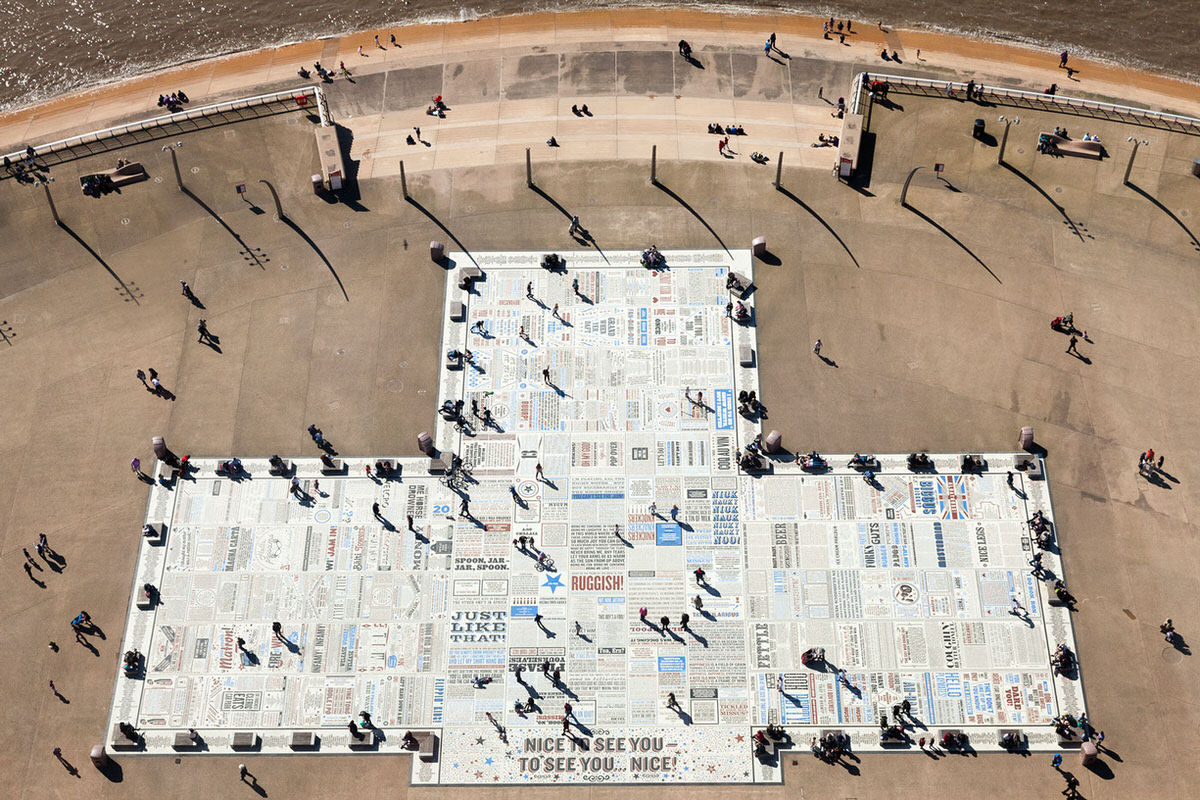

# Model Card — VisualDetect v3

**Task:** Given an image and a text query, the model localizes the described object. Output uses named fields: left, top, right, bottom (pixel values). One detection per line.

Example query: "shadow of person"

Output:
left=819, top=355, right=838, bottom=367
left=671, top=706, right=694, bottom=725
left=688, top=630, right=709, bottom=648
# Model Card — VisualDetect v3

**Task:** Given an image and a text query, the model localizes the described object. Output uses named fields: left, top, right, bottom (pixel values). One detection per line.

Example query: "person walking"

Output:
left=1066, top=335, right=1080, bottom=355
left=1007, top=470, right=1015, bottom=488
left=666, top=692, right=679, bottom=709
left=680, top=612, right=689, bottom=631
left=535, top=463, right=544, bottom=481
left=694, top=566, right=706, bottom=584
left=459, top=497, right=470, bottom=518
left=526, top=281, right=534, bottom=300
left=542, top=367, right=551, bottom=384
left=1059, top=50, right=1069, bottom=69
left=568, top=215, right=580, bottom=236
left=552, top=303, right=561, bottom=320
left=372, top=502, right=382, bottom=519
left=693, top=594, right=703, bottom=610
left=763, top=39, right=771, bottom=57
left=813, top=339, right=822, bottom=356
left=197, top=319, right=214, bottom=344
left=660, top=615, right=670, bottom=632
left=131, top=457, right=146, bottom=479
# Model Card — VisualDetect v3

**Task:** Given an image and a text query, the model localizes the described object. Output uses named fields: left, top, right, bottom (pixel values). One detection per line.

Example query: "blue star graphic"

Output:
left=542, top=573, right=563, bottom=593
left=485, top=757, right=494, bottom=766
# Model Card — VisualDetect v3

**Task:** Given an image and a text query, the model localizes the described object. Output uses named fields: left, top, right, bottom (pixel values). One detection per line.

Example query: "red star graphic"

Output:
left=493, top=776, right=500, bottom=781
left=735, top=734, right=745, bottom=742
left=708, top=765, right=716, bottom=773
left=475, top=771, right=484, bottom=779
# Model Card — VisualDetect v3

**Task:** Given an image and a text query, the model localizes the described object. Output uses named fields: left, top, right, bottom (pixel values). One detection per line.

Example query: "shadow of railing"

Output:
left=776, top=187, right=861, bottom=268
left=902, top=202, right=1001, bottom=283
left=2, top=97, right=317, bottom=177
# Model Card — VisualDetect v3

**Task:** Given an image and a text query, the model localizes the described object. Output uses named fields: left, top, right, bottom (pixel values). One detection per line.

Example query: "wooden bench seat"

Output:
left=1039, top=132, right=1104, bottom=159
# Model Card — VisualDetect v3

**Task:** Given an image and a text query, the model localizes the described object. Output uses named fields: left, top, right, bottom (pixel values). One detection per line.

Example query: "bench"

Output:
left=449, top=300, right=466, bottom=322
left=729, top=271, right=753, bottom=298
left=428, top=452, right=451, bottom=474
left=348, top=729, right=378, bottom=750
left=414, top=732, right=438, bottom=762
left=231, top=732, right=260, bottom=750
left=998, top=729, right=1025, bottom=749
left=879, top=728, right=907, bottom=746
left=961, top=454, right=987, bottom=472
left=739, top=346, right=755, bottom=367
left=81, top=161, right=148, bottom=191
left=1057, top=727, right=1083, bottom=748
left=939, top=729, right=968, bottom=749
left=1039, top=132, right=1104, bottom=159
left=290, top=731, right=318, bottom=750
left=173, top=731, right=200, bottom=750
left=268, top=459, right=292, bottom=477
left=142, top=522, right=166, bottom=543
left=110, top=724, right=140, bottom=750
left=320, top=458, right=345, bottom=475
left=460, top=266, right=483, bottom=283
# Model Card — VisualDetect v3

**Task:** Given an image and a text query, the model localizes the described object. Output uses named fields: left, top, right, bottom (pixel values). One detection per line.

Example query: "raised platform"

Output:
left=110, top=251, right=1084, bottom=785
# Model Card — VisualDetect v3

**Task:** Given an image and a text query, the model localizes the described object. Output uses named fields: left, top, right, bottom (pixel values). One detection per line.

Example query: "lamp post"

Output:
left=161, top=141, right=183, bottom=190
left=899, top=165, right=926, bottom=207
left=997, top=115, right=1020, bottom=164
left=1124, top=137, right=1149, bottom=185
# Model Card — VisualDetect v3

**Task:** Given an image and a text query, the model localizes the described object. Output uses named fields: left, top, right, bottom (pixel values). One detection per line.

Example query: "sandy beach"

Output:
left=2, top=7, right=1198, bottom=152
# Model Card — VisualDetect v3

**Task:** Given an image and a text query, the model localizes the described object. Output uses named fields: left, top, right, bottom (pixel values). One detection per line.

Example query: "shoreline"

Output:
left=2, top=6, right=1199, bottom=150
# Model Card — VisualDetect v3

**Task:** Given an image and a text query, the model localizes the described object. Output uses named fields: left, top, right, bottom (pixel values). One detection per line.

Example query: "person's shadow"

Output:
left=818, top=354, right=838, bottom=368
left=1067, top=350, right=1092, bottom=364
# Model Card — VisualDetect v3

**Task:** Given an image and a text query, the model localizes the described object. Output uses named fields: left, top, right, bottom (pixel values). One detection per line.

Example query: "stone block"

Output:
left=1080, top=740, right=1099, bottom=765
left=136, top=585, right=154, bottom=610
left=173, top=732, right=200, bottom=749
left=290, top=731, right=318, bottom=749
left=461, top=265, right=482, bottom=282
left=320, top=458, right=344, bottom=475
left=349, top=729, right=377, bottom=750
left=428, top=452, right=451, bottom=474
left=231, top=732, right=259, bottom=750
left=998, top=729, right=1024, bottom=748
left=430, top=241, right=445, bottom=262
left=268, top=460, right=291, bottom=477
left=110, top=724, right=139, bottom=750
left=417, top=432, right=434, bottom=455
left=450, top=300, right=466, bottom=322
left=763, top=430, right=782, bottom=454
left=739, top=346, right=754, bottom=367
left=752, top=236, right=767, bottom=256
left=416, top=732, right=438, bottom=762
left=1018, top=425, right=1035, bottom=450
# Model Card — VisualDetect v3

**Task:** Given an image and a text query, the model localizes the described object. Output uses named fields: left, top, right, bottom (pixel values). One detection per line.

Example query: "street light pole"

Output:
left=1123, top=137, right=1149, bottom=185
left=899, top=165, right=926, bottom=207
left=997, top=115, right=1019, bottom=164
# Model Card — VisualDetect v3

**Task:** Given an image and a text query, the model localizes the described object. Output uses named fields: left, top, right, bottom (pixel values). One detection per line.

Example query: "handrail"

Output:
left=2, top=85, right=326, bottom=165
left=857, top=72, right=1200, bottom=134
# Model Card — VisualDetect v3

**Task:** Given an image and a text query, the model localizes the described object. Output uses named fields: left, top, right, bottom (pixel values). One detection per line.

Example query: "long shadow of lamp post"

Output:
left=1123, top=137, right=1149, bottom=185
left=898, top=165, right=926, bottom=207
left=997, top=116, right=1020, bottom=164
left=162, top=141, right=184, bottom=189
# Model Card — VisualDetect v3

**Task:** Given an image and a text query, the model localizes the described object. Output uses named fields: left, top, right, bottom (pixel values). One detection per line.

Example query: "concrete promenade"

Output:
left=0, top=8, right=1197, bottom=800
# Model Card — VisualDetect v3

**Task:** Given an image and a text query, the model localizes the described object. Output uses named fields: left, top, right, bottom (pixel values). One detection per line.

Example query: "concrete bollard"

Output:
left=430, top=241, right=445, bottom=263
left=417, top=432, right=434, bottom=455
left=752, top=236, right=767, bottom=257
left=764, top=430, right=782, bottom=454
left=1018, top=426, right=1034, bottom=452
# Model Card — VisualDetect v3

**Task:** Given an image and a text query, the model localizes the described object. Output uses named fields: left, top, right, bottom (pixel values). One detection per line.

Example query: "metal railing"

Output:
left=2, top=85, right=329, bottom=174
left=855, top=72, right=1200, bottom=135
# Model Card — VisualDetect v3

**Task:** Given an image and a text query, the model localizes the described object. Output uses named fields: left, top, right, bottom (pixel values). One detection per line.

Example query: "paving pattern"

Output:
left=111, top=250, right=1085, bottom=784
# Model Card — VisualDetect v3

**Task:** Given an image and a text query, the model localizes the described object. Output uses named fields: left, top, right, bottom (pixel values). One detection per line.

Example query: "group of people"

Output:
left=1051, top=643, right=1074, bottom=675
left=1138, top=447, right=1163, bottom=476
left=737, top=389, right=761, bottom=418
left=427, top=95, right=448, bottom=117
left=156, top=90, right=189, bottom=111
left=811, top=133, right=840, bottom=147
left=809, top=730, right=848, bottom=762
left=640, top=245, right=666, bottom=269
left=1029, top=509, right=1055, bottom=550
left=706, top=122, right=746, bottom=135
